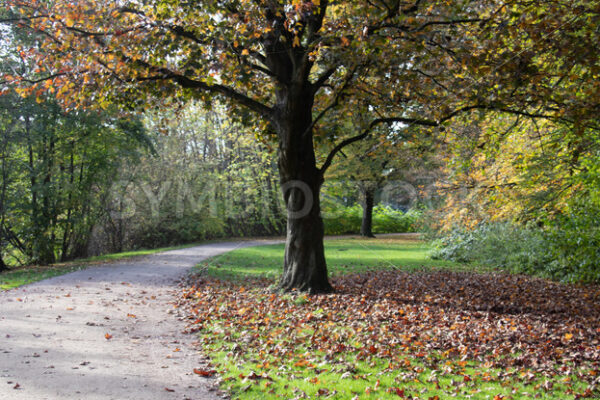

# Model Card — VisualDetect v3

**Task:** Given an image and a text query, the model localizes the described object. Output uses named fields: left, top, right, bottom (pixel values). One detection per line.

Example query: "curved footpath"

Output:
left=0, top=239, right=283, bottom=400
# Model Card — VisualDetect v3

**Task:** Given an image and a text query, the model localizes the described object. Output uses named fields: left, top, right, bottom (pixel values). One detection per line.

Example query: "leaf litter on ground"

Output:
left=177, top=270, right=600, bottom=399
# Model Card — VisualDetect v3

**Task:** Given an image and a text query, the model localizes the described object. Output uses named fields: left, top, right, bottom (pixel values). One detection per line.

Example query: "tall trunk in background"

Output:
left=360, top=183, right=376, bottom=238
left=25, top=114, right=56, bottom=265
left=25, top=116, right=39, bottom=261
left=0, top=122, right=9, bottom=271
left=60, top=143, right=75, bottom=261
left=275, top=82, right=333, bottom=293
left=39, top=128, right=57, bottom=265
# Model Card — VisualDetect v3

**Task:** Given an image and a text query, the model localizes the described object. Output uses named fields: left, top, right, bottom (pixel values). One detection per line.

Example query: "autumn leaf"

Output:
left=387, top=387, right=404, bottom=396
left=193, top=368, right=216, bottom=377
left=175, top=268, right=600, bottom=398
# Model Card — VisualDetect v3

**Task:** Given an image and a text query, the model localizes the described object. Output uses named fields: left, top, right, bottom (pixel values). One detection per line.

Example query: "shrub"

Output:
left=373, top=205, right=422, bottom=234
left=431, top=218, right=600, bottom=283
left=322, top=203, right=421, bottom=235
left=431, top=223, right=550, bottom=270
left=546, top=202, right=600, bottom=283
left=321, top=204, right=363, bottom=235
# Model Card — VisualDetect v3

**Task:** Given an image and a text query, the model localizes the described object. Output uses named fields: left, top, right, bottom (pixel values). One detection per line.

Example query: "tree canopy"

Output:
left=3, top=0, right=599, bottom=291
left=3, top=1, right=597, bottom=126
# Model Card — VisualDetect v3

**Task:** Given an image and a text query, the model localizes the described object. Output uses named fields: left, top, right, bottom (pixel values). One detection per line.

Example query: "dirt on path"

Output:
left=0, top=240, right=281, bottom=400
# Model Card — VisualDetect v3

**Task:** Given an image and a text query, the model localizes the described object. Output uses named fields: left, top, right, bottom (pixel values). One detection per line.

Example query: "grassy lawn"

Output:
left=199, top=235, right=481, bottom=282
left=0, top=243, right=201, bottom=291
left=182, top=236, right=600, bottom=400
left=0, top=264, right=88, bottom=291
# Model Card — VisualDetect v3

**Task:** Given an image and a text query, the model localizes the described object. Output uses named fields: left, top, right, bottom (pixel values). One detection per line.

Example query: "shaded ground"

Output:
left=0, top=240, right=280, bottom=400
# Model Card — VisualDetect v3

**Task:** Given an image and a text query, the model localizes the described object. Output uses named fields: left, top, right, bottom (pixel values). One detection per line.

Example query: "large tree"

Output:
left=2, top=0, right=595, bottom=291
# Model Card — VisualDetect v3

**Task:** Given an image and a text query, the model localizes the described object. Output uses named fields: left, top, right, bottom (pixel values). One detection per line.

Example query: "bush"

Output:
left=321, top=204, right=363, bottom=235
left=431, top=218, right=600, bottom=283
left=373, top=205, right=421, bottom=234
left=431, top=223, right=552, bottom=271
left=546, top=202, right=600, bottom=283
left=131, top=214, right=227, bottom=248
left=322, top=203, right=421, bottom=235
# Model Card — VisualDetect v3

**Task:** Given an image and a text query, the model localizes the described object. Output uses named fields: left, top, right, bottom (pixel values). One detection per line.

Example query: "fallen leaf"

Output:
left=193, top=368, right=216, bottom=377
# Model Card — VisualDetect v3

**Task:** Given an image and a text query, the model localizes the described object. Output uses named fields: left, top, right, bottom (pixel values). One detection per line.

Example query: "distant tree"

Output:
left=324, top=123, right=434, bottom=237
left=112, top=102, right=284, bottom=250
left=0, top=89, right=149, bottom=265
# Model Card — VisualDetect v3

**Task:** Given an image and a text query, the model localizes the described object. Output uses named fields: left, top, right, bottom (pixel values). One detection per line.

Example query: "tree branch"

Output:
left=411, top=18, right=483, bottom=32
left=319, top=103, right=565, bottom=176
left=312, top=65, right=339, bottom=92
left=138, top=70, right=273, bottom=118
left=9, top=72, right=71, bottom=85
left=303, top=66, right=357, bottom=138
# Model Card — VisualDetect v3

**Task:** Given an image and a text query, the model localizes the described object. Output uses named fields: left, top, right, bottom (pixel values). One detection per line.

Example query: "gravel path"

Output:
left=0, top=240, right=282, bottom=400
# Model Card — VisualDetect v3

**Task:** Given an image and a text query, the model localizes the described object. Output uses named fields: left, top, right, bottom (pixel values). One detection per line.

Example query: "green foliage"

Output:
left=431, top=222, right=552, bottom=270
left=131, top=215, right=227, bottom=249
left=322, top=204, right=362, bottom=235
left=431, top=110, right=600, bottom=285
left=546, top=202, right=600, bottom=283
left=111, top=102, right=285, bottom=250
left=322, top=204, right=421, bottom=236
left=372, top=205, right=422, bottom=234
left=0, top=91, right=149, bottom=266
left=431, top=218, right=600, bottom=283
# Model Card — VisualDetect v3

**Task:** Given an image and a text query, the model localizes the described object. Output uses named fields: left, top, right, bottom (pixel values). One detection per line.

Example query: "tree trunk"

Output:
left=0, top=255, right=7, bottom=272
left=360, top=185, right=376, bottom=238
left=275, top=85, right=333, bottom=293
left=279, top=168, right=332, bottom=293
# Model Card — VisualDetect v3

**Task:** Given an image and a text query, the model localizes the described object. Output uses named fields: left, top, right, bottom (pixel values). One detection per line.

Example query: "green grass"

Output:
left=190, top=237, right=597, bottom=400
left=211, top=347, right=589, bottom=399
left=0, top=242, right=202, bottom=291
left=199, top=235, right=479, bottom=282
left=0, top=264, right=87, bottom=291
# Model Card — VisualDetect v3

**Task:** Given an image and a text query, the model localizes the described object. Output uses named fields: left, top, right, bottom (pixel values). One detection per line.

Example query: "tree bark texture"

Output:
left=275, top=83, right=333, bottom=293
